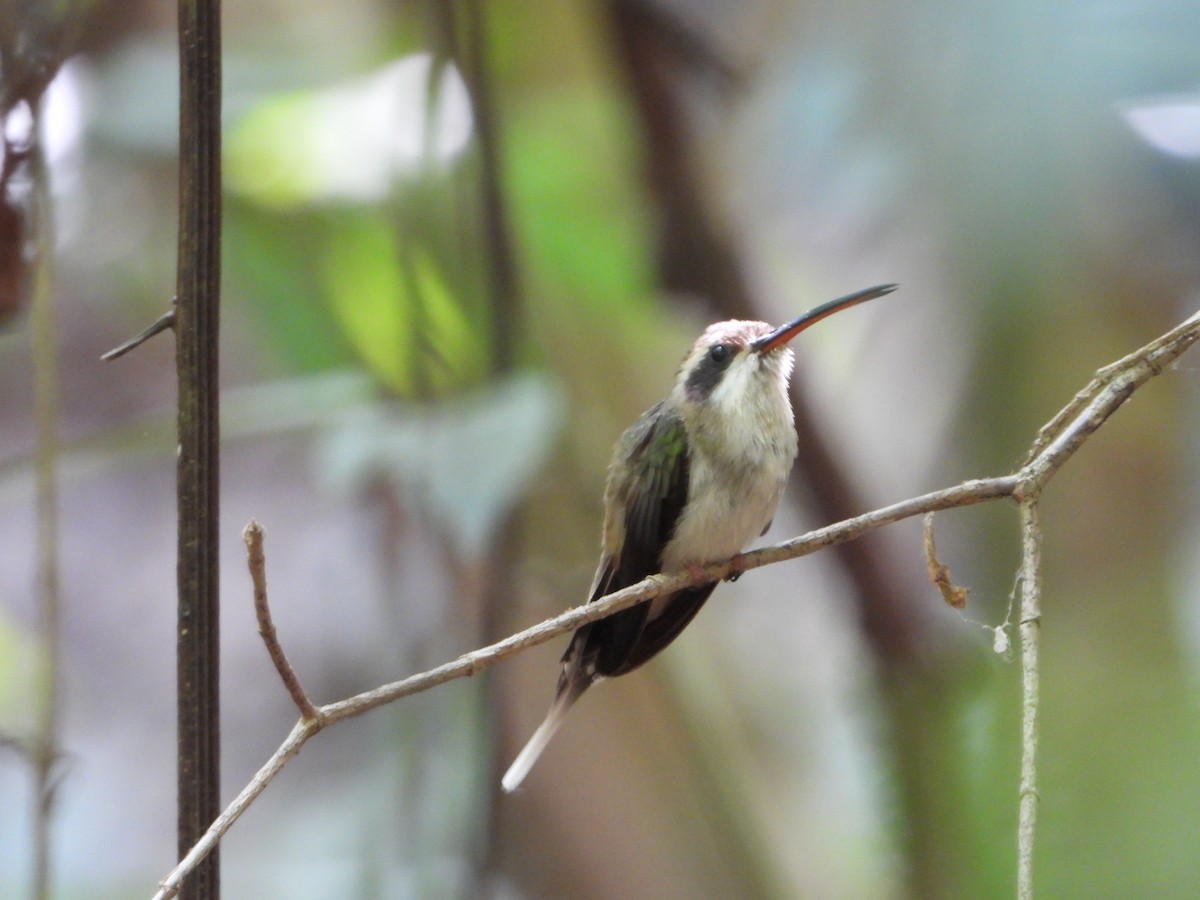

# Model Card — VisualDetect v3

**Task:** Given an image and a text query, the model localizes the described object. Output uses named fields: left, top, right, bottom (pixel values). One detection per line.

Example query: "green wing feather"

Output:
left=563, top=403, right=693, bottom=681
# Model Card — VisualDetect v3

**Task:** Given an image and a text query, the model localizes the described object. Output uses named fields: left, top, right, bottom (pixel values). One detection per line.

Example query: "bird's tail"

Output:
left=501, top=676, right=589, bottom=793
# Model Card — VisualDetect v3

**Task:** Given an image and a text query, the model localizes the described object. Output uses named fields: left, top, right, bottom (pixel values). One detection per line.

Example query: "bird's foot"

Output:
left=684, top=562, right=716, bottom=587
left=724, top=553, right=747, bottom=582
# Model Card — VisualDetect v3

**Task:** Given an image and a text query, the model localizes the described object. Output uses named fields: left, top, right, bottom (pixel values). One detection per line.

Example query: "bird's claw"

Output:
left=724, top=553, right=746, bottom=582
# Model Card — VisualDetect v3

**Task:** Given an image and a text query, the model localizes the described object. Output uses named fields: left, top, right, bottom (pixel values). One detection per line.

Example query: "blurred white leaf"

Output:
left=227, top=54, right=474, bottom=207
left=317, top=373, right=565, bottom=560
left=1120, top=92, right=1200, bottom=159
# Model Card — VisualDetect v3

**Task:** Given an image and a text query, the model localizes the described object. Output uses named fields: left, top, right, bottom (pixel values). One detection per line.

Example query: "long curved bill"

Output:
left=752, top=284, right=897, bottom=354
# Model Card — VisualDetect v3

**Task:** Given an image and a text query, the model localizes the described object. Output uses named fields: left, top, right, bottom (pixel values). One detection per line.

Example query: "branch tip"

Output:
left=244, top=520, right=318, bottom=721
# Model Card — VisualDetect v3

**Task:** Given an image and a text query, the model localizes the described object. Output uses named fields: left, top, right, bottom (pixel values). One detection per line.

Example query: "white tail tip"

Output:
left=501, top=680, right=586, bottom=793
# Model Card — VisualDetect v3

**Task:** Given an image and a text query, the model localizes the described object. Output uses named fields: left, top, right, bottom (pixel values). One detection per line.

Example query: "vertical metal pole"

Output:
left=175, top=0, right=222, bottom=897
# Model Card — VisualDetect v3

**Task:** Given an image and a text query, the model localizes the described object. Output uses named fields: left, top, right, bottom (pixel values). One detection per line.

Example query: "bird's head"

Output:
left=670, top=284, right=897, bottom=419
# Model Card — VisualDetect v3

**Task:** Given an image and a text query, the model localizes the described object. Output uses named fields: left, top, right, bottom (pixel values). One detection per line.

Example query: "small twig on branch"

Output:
left=152, top=308, right=1200, bottom=900
left=100, top=300, right=176, bottom=361
left=243, top=521, right=319, bottom=722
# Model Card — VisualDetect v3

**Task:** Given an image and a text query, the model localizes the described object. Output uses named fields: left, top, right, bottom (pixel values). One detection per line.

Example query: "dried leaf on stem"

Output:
left=923, top=512, right=970, bottom=609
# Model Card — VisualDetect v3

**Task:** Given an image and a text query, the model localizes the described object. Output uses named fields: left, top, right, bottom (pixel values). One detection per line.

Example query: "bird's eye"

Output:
left=708, top=344, right=731, bottom=364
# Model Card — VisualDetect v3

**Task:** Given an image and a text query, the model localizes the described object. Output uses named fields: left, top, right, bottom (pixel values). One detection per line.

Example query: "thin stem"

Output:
left=29, top=147, right=60, bottom=900
left=1016, top=495, right=1042, bottom=900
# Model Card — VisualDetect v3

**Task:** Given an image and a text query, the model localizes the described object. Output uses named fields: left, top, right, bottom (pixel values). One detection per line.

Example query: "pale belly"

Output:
left=651, top=449, right=789, bottom=617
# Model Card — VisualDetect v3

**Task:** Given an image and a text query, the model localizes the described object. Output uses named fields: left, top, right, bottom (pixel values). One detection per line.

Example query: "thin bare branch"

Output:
left=243, top=521, right=319, bottom=722
left=1016, top=495, right=1042, bottom=900
left=151, top=475, right=1017, bottom=900
left=156, top=720, right=313, bottom=900
left=152, top=308, right=1200, bottom=900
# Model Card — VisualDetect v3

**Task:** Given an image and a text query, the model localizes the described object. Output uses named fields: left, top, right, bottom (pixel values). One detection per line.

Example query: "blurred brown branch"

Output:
left=30, top=145, right=62, bottom=900
left=152, top=308, right=1200, bottom=900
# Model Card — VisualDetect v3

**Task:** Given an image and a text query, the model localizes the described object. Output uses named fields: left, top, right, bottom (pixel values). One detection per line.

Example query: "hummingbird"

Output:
left=501, top=284, right=896, bottom=793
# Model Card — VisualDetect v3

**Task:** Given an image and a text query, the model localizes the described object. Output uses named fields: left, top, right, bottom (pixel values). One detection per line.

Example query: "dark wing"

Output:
left=605, top=583, right=716, bottom=675
left=561, top=404, right=692, bottom=683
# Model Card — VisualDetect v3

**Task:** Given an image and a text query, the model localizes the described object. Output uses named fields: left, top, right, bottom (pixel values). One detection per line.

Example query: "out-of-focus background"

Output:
left=3, top=0, right=1200, bottom=897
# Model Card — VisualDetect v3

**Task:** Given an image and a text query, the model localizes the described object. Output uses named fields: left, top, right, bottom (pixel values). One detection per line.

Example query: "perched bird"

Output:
left=501, top=284, right=896, bottom=792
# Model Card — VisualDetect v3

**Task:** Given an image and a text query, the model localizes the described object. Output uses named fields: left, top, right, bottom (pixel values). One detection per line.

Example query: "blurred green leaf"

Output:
left=321, top=213, right=487, bottom=396
left=225, top=209, right=354, bottom=373
left=506, top=85, right=655, bottom=314
left=0, top=612, right=41, bottom=733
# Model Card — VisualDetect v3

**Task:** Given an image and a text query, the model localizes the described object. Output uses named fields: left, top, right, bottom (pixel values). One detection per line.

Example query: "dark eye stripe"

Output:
left=685, top=343, right=737, bottom=401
